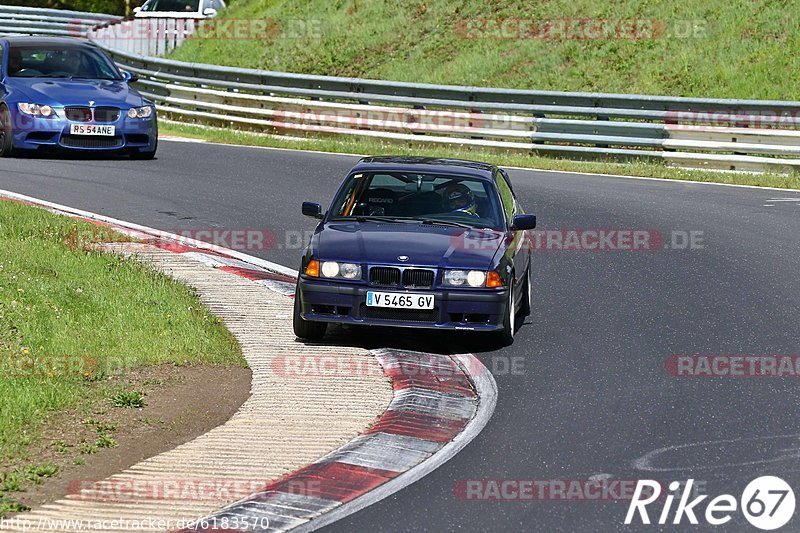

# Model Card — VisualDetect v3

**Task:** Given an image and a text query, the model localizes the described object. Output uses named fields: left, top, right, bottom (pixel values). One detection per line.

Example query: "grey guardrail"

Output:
left=91, top=45, right=800, bottom=173
left=0, top=5, right=120, bottom=36
left=92, top=46, right=800, bottom=118
left=2, top=6, right=800, bottom=173
left=0, top=5, right=119, bottom=21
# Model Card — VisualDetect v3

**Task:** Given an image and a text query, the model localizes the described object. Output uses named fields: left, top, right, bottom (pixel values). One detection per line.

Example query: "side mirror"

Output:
left=132, top=6, right=141, bottom=13
left=202, top=7, right=218, bottom=16
left=121, top=70, right=139, bottom=83
left=302, top=202, right=323, bottom=219
left=511, top=214, right=536, bottom=231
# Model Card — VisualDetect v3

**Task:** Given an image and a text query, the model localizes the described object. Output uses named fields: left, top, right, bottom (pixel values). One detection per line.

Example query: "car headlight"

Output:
left=321, top=261, right=339, bottom=278
left=339, top=263, right=361, bottom=279
left=467, top=270, right=486, bottom=287
left=443, top=269, right=498, bottom=288
left=444, top=270, right=467, bottom=286
left=18, top=103, right=54, bottom=117
left=127, top=106, right=153, bottom=119
left=320, top=261, right=361, bottom=280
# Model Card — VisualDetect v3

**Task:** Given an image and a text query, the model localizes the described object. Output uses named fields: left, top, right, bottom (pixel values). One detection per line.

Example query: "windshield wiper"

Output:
left=354, top=216, right=415, bottom=223
left=351, top=216, right=485, bottom=229
left=418, top=219, right=474, bottom=229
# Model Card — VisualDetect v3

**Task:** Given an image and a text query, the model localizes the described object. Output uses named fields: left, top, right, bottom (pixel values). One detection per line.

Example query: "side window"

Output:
left=333, top=174, right=362, bottom=216
left=495, top=170, right=516, bottom=223
left=501, top=169, right=525, bottom=215
left=0, top=45, right=4, bottom=77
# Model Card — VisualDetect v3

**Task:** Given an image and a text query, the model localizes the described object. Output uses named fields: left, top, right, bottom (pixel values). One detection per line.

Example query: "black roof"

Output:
left=353, top=156, right=497, bottom=180
left=1, top=36, right=96, bottom=48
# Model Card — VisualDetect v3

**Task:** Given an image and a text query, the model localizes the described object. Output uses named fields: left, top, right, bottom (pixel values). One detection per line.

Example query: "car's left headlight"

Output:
left=321, top=261, right=362, bottom=280
left=443, top=269, right=502, bottom=288
left=127, top=106, right=153, bottom=119
left=18, top=103, right=55, bottom=118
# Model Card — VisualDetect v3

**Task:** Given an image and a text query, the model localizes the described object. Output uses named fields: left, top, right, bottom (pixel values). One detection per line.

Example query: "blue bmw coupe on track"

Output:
left=295, top=156, right=537, bottom=346
left=0, top=36, right=157, bottom=159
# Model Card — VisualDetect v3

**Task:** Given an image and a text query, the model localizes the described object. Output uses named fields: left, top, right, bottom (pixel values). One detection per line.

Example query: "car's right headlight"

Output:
left=443, top=269, right=502, bottom=288
left=127, top=106, right=153, bottom=119
left=18, top=103, right=55, bottom=118
left=320, top=261, right=362, bottom=280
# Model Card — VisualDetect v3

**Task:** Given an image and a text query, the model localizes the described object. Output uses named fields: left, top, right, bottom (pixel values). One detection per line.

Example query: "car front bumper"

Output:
left=297, top=276, right=508, bottom=331
left=10, top=109, right=157, bottom=154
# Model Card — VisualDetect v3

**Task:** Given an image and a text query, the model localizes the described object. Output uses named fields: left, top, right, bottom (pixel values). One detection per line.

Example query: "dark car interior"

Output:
left=7, top=46, right=122, bottom=79
left=337, top=173, right=503, bottom=229
left=140, top=0, right=201, bottom=12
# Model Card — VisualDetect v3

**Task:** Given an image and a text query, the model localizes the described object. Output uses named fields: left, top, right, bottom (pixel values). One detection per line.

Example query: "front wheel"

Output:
left=519, top=265, right=531, bottom=317
left=494, top=281, right=516, bottom=346
left=292, top=287, right=327, bottom=341
left=0, top=106, right=15, bottom=158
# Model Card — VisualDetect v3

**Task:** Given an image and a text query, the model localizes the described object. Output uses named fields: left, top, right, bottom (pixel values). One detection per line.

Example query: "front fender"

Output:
left=488, top=233, right=516, bottom=284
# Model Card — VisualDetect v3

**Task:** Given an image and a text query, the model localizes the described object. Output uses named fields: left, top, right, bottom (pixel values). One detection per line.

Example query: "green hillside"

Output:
left=169, top=0, right=799, bottom=100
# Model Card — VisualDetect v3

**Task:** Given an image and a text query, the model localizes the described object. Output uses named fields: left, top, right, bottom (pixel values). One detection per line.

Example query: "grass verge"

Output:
left=0, top=199, right=244, bottom=514
left=160, top=122, right=800, bottom=190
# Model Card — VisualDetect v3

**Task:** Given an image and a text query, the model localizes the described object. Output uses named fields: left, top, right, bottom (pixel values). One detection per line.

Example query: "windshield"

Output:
left=140, top=0, right=201, bottom=12
left=7, top=45, right=122, bottom=80
left=330, top=172, right=504, bottom=230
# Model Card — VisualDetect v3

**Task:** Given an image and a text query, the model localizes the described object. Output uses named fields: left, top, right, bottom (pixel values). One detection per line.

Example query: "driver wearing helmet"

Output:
left=444, top=183, right=479, bottom=216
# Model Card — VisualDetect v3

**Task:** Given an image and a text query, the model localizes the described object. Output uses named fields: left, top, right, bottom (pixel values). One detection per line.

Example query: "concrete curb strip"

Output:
left=1, top=242, right=392, bottom=532
left=0, top=189, right=498, bottom=532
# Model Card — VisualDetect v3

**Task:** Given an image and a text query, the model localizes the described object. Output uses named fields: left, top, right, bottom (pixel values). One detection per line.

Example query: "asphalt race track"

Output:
left=2, top=140, right=800, bottom=531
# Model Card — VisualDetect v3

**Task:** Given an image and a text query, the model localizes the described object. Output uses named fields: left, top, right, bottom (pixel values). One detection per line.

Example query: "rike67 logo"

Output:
left=626, top=477, right=795, bottom=530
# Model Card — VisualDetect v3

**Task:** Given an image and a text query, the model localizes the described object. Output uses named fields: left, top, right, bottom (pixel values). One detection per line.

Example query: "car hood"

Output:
left=7, top=78, right=144, bottom=108
left=135, top=12, right=203, bottom=18
left=315, top=221, right=505, bottom=270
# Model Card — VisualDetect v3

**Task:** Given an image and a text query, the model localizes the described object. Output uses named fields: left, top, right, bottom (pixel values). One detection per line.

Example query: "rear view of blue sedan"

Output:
left=0, top=37, right=157, bottom=159
left=294, top=156, right=537, bottom=346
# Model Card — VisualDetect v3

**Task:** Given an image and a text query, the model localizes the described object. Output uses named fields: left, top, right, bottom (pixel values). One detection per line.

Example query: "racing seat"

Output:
left=353, top=188, right=398, bottom=216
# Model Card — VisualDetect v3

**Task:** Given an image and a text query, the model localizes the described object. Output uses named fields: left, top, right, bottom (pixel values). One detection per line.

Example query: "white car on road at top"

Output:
left=133, top=0, right=225, bottom=19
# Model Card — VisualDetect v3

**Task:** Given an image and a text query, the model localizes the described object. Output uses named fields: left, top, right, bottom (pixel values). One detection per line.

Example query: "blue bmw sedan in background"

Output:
left=0, top=36, right=157, bottom=159
left=295, top=156, right=537, bottom=346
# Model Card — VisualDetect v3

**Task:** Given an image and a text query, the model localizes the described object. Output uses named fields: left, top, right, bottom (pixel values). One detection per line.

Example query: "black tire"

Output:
left=494, top=280, right=516, bottom=347
left=292, top=286, right=327, bottom=341
left=130, top=138, right=157, bottom=160
left=519, top=265, right=531, bottom=317
left=0, top=106, right=15, bottom=158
